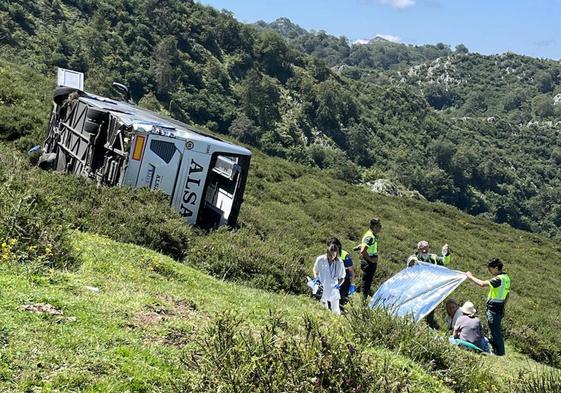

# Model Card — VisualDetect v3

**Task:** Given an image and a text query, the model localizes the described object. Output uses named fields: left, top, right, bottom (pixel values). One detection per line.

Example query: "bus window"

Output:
left=199, top=154, right=249, bottom=228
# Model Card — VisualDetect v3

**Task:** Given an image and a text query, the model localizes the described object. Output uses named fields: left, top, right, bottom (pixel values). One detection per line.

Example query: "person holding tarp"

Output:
left=465, top=258, right=511, bottom=356
left=407, top=240, right=450, bottom=267
left=406, top=240, right=452, bottom=329
left=312, top=239, right=346, bottom=315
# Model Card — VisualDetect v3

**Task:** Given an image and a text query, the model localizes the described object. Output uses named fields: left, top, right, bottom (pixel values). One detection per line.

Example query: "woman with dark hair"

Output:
left=313, top=239, right=346, bottom=315
left=466, top=258, right=511, bottom=355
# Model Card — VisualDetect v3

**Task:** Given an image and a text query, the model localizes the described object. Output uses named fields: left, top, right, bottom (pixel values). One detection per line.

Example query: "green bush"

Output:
left=28, top=168, right=193, bottom=261
left=179, top=312, right=451, bottom=392
left=187, top=227, right=307, bottom=293
left=0, top=150, right=75, bottom=271
left=0, top=146, right=191, bottom=262
left=511, top=369, right=561, bottom=393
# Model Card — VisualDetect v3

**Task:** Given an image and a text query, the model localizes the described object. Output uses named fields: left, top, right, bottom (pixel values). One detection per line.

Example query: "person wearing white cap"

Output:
left=453, top=301, right=484, bottom=350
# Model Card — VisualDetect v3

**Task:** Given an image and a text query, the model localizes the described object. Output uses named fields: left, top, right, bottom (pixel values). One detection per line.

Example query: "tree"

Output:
left=424, top=84, right=460, bottom=110
left=154, top=36, right=180, bottom=99
left=255, top=30, right=293, bottom=83
left=532, top=95, right=554, bottom=118
left=239, top=71, right=281, bottom=129
left=228, top=113, right=260, bottom=145
left=536, top=71, right=554, bottom=93
left=455, top=44, right=469, bottom=54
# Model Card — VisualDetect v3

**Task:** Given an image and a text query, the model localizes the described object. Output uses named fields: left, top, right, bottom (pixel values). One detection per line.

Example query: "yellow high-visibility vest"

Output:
left=361, top=229, right=378, bottom=257
left=487, top=273, right=511, bottom=302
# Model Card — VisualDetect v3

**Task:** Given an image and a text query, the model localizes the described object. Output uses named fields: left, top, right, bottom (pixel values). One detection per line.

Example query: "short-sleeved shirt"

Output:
left=342, top=253, right=353, bottom=269
left=454, top=315, right=483, bottom=349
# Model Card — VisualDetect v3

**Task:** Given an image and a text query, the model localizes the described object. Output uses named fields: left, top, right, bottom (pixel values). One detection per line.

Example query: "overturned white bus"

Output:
left=40, top=68, right=251, bottom=228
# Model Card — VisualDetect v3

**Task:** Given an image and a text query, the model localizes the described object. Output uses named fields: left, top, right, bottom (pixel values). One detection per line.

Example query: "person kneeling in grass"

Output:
left=313, top=239, right=346, bottom=315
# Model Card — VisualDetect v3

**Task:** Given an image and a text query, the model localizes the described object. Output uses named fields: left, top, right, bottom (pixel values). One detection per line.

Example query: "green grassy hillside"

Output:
left=3, top=1, right=561, bottom=239
left=1, top=57, right=561, bottom=372
left=2, top=25, right=561, bottom=390
left=0, top=232, right=464, bottom=392
left=1, top=231, right=557, bottom=392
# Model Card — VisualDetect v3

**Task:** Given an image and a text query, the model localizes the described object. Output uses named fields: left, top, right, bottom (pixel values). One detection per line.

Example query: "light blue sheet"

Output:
left=369, top=262, right=466, bottom=322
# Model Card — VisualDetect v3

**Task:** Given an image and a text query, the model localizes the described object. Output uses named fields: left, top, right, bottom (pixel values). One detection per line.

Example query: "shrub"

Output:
left=0, top=146, right=191, bottom=262
left=187, top=227, right=307, bottom=293
left=511, top=369, right=561, bottom=393
left=178, top=312, right=450, bottom=392
left=28, top=168, right=193, bottom=261
left=0, top=150, right=76, bottom=271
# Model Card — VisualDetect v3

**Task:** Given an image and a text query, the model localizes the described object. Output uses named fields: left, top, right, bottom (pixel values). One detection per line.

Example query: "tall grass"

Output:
left=178, top=311, right=453, bottom=392
left=511, top=369, right=561, bottom=393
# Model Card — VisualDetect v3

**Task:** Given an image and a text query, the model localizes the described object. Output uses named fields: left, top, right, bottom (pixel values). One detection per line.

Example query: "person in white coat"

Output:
left=313, top=239, right=346, bottom=315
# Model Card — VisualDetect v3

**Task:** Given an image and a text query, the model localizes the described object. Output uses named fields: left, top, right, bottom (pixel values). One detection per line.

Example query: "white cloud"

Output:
left=376, top=0, right=416, bottom=9
left=375, top=34, right=402, bottom=43
left=353, top=39, right=371, bottom=45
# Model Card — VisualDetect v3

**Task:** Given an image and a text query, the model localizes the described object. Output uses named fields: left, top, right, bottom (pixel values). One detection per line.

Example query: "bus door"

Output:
left=136, top=134, right=184, bottom=197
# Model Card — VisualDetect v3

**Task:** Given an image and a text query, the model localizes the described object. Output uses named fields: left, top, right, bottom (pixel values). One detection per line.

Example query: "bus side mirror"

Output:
left=112, top=82, right=134, bottom=104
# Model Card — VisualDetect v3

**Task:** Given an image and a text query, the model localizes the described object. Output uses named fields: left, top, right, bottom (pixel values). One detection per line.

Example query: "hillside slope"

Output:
left=1, top=57, right=561, bottom=370
left=0, top=231, right=460, bottom=392
left=2, top=231, right=558, bottom=392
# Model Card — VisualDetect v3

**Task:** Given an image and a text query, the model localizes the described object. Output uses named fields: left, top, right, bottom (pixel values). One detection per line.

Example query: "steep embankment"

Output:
left=2, top=42, right=561, bottom=392
left=0, top=232, right=457, bottom=392
left=2, top=231, right=557, bottom=392
left=3, top=1, right=561, bottom=239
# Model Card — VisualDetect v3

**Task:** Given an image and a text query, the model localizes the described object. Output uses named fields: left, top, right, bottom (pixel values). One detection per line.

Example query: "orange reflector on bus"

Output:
left=132, top=135, right=145, bottom=161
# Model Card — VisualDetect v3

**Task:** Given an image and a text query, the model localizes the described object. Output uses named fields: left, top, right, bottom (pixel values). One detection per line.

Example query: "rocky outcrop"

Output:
left=367, top=179, right=426, bottom=200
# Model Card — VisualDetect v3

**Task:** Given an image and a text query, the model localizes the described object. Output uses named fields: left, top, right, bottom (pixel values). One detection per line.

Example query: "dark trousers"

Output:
left=340, top=276, right=351, bottom=305
left=360, top=259, right=377, bottom=299
left=487, top=309, right=505, bottom=356
left=425, top=310, right=440, bottom=330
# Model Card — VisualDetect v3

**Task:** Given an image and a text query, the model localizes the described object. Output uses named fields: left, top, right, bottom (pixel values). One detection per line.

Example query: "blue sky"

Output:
left=198, top=0, right=560, bottom=60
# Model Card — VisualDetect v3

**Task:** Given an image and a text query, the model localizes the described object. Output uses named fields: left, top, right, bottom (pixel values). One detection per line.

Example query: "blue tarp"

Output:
left=369, top=262, right=466, bottom=322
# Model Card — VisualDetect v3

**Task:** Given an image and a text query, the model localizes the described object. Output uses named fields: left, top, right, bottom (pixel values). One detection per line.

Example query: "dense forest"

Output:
left=2, top=1, right=561, bottom=238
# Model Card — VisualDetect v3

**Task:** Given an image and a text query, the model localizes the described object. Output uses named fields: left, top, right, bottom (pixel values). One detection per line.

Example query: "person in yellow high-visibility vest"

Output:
left=465, top=258, right=511, bottom=356
left=359, top=217, right=382, bottom=299
left=407, top=240, right=451, bottom=329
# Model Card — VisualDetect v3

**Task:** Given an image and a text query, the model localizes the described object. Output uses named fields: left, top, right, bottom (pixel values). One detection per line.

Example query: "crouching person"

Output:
left=450, top=301, right=488, bottom=353
left=313, top=239, right=346, bottom=315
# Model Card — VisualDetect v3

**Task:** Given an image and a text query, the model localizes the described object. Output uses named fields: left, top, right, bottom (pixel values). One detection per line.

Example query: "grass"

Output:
left=0, top=231, right=323, bottom=391
left=190, top=149, right=561, bottom=368
left=0, top=231, right=464, bottom=392
left=2, top=58, right=561, bottom=389
left=0, top=231, right=556, bottom=392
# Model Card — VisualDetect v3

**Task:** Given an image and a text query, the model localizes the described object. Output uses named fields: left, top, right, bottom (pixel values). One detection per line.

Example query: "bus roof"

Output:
left=80, top=92, right=251, bottom=157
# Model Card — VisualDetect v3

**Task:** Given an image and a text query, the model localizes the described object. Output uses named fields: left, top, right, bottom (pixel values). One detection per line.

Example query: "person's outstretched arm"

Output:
left=465, top=272, right=488, bottom=288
